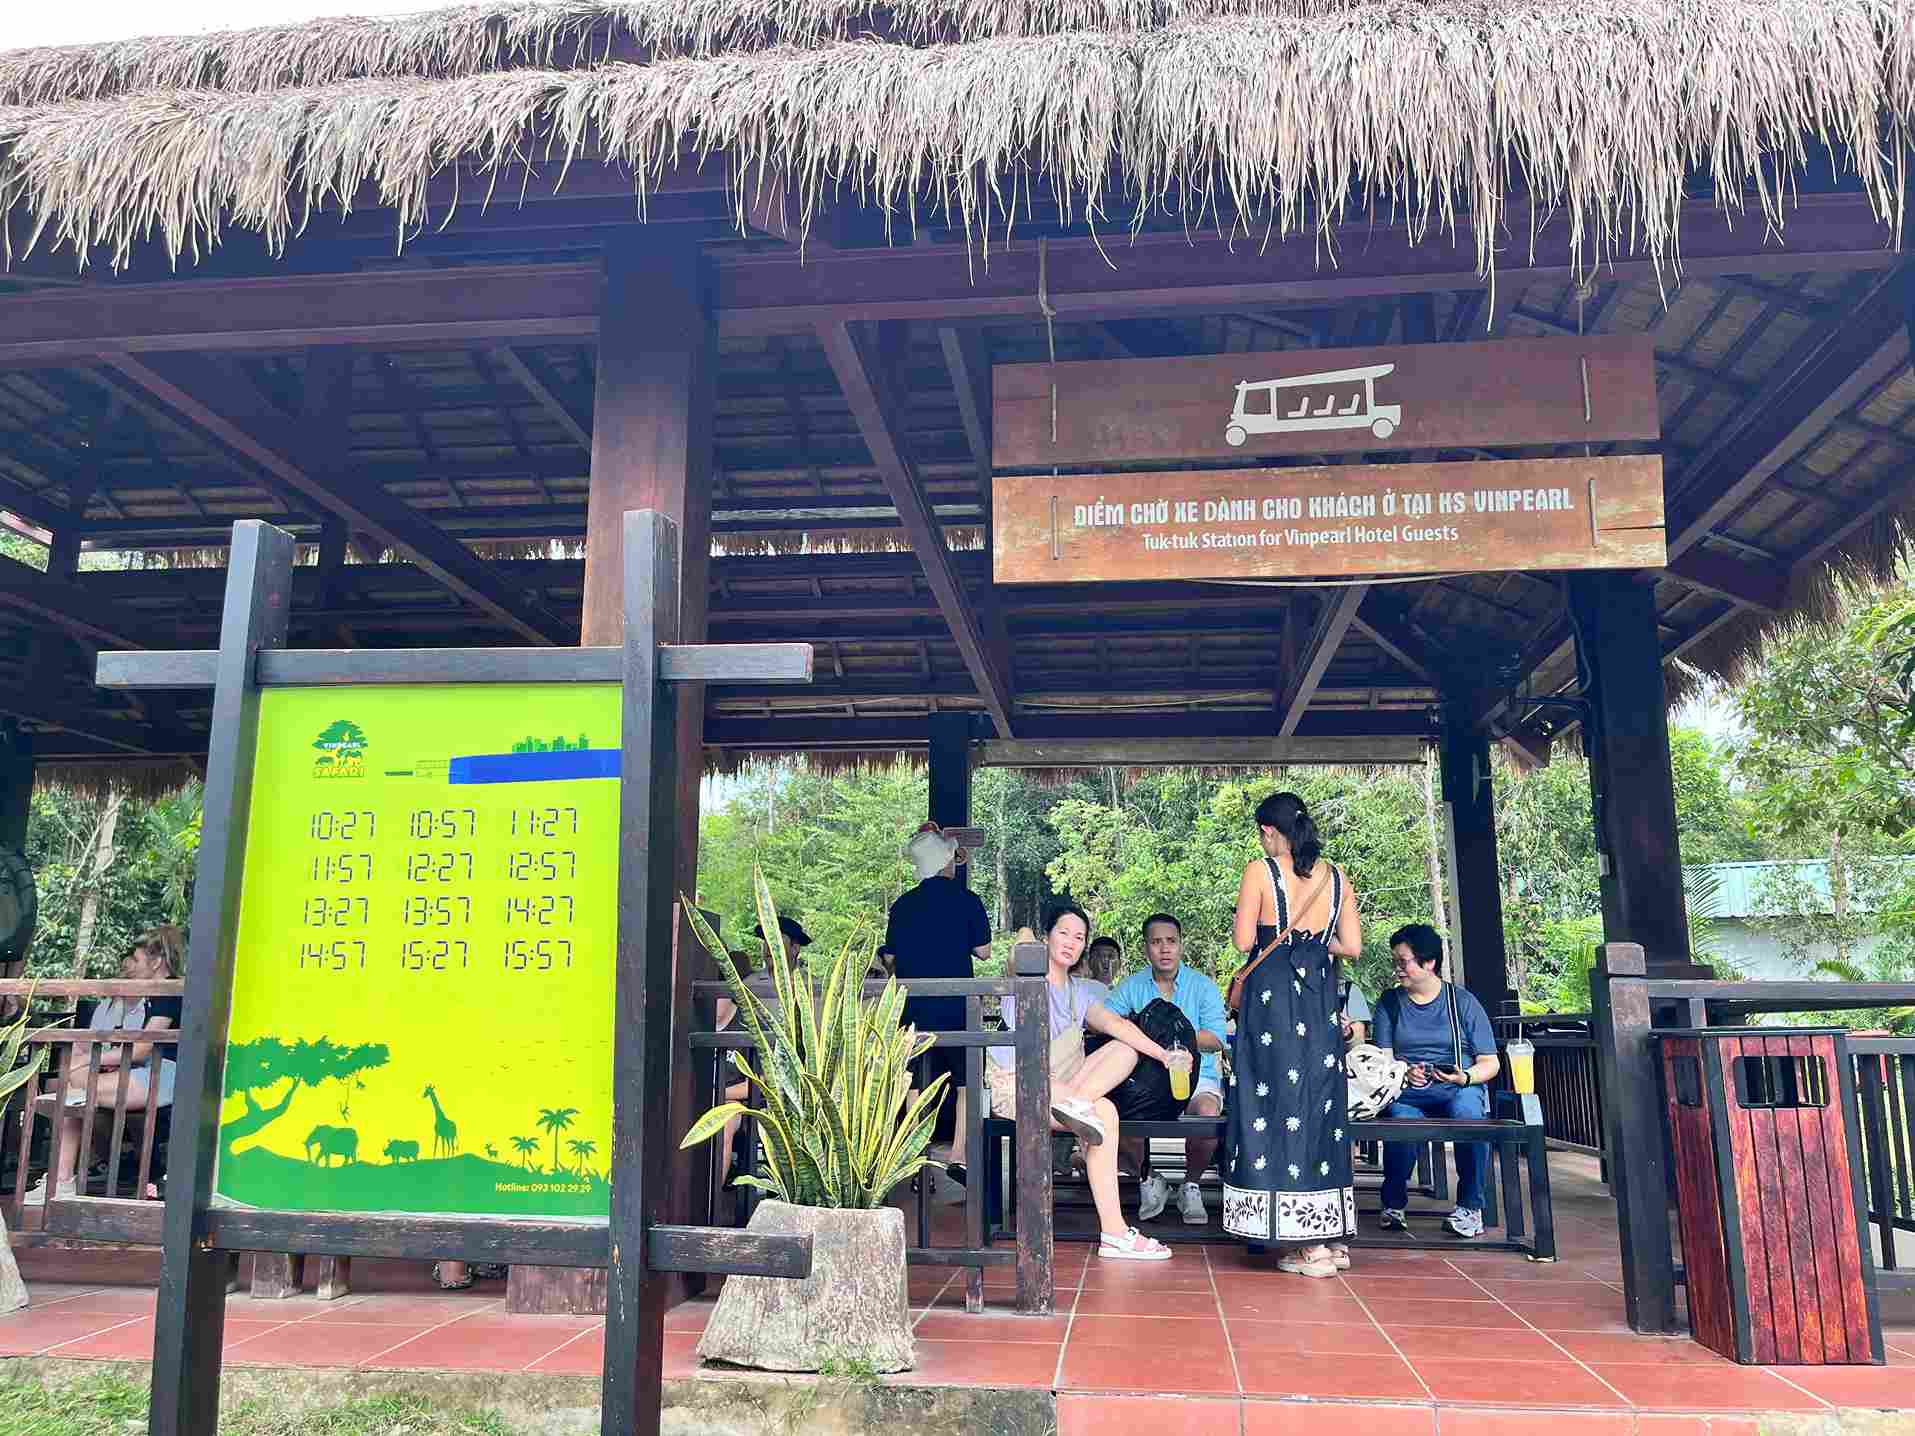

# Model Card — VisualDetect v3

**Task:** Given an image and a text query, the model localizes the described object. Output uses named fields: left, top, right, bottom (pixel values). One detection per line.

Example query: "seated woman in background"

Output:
left=25, top=925, right=183, bottom=1205
left=986, top=903, right=1181, bottom=1262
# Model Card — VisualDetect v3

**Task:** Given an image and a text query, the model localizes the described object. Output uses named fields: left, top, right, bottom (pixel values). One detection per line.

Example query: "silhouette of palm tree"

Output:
left=537, top=1107, right=578, bottom=1173
left=511, top=1135, right=539, bottom=1169
left=567, top=1137, right=596, bottom=1175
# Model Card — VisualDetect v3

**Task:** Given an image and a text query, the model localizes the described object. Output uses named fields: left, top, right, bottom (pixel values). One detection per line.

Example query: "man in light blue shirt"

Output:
left=1104, top=913, right=1228, bottom=1225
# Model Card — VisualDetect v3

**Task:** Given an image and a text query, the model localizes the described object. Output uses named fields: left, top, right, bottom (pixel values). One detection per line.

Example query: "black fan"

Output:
left=0, top=846, right=33, bottom=966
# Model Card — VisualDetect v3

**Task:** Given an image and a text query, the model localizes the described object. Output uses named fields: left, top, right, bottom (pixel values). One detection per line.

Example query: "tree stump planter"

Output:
left=696, top=1201, right=912, bottom=1373
left=0, top=1215, right=27, bottom=1314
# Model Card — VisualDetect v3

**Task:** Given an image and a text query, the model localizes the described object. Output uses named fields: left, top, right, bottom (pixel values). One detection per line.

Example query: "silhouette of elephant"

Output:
left=304, top=1124, right=359, bottom=1167
left=383, top=1138, right=421, bottom=1164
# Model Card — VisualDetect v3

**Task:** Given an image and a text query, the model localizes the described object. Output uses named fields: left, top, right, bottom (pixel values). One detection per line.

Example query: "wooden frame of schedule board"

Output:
left=53, top=514, right=815, bottom=1436
left=992, top=456, right=1667, bottom=585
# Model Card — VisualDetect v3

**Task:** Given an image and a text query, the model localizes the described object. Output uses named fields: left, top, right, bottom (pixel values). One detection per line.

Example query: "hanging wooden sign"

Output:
left=992, top=336, right=1657, bottom=468
left=991, top=456, right=1665, bottom=585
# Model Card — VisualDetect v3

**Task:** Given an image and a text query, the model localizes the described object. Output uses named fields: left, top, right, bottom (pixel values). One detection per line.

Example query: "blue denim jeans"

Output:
left=1380, top=1081, right=1490, bottom=1212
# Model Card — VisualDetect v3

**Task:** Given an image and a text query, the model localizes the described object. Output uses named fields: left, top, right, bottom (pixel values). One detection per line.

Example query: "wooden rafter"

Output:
left=817, top=318, right=1014, bottom=737
left=103, top=350, right=571, bottom=645
left=1277, top=586, right=1366, bottom=739
left=494, top=346, right=592, bottom=451
left=0, top=552, right=149, bottom=650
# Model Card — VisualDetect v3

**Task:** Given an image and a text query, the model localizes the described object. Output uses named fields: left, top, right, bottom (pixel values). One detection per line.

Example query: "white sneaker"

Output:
left=22, top=1176, right=76, bottom=1207
left=1444, top=1206, right=1485, bottom=1238
left=1137, top=1173, right=1169, bottom=1221
left=1178, top=1182, right=1208, bottom=1226
left=1050, top=1097, right=1107, bottom=1148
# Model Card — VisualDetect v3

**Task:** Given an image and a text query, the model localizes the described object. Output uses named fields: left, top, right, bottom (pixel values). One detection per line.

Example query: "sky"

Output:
left=4, top=1, right=431, bottom=49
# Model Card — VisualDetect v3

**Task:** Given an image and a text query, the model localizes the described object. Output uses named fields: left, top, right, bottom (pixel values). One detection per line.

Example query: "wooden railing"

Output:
left=1853, top=1037, right=1915, bottom=1277
left=689, top=974, right=1054, bottom=1315
left=1493, top=1013, right=1607, bottom=1162
left=2, top=980, right=183, bottom=1239
left=1592, top=945, right=1915, bottom=1336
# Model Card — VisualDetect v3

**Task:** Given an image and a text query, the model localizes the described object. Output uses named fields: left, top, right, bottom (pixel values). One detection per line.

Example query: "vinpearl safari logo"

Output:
left=312, top=720, right=369, bottom=779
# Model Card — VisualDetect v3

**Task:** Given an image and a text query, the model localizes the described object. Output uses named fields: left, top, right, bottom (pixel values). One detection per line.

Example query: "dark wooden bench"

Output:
left=982, top=1108, right=1555, bottom=1260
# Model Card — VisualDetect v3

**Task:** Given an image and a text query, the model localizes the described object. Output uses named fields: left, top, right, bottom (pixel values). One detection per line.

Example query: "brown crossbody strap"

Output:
left=1225, top=866, right=1334, bottom=1014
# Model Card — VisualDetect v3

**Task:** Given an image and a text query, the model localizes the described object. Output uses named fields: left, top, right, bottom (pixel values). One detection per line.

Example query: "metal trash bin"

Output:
left=1658, top=1027, right=1884, bottom=1365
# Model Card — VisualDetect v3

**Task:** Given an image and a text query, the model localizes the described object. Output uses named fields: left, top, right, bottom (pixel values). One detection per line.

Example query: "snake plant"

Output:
left=0, top=986, right=41, bottom=1103
left=679, top=869, right=949, bottom=1209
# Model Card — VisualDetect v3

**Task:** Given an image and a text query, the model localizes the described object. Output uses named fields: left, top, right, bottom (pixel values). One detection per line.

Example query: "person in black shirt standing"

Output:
left=884, top=825, right=992, bottom=1180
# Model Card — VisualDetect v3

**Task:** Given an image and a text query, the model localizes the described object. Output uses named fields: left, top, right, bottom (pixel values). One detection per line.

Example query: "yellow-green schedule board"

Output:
left=215, top=684, right=621, bottom=1219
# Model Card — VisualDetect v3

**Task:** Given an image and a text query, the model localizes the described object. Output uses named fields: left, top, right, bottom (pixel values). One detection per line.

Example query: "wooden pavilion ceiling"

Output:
left=0, top=199, right=1910, bottom=768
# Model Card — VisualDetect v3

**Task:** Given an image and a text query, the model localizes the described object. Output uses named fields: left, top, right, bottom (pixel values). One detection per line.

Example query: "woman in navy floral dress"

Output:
left=1222, top=792, right=1364, bottom=1277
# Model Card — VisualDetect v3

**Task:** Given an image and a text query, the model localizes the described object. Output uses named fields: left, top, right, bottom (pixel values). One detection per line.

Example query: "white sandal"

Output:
left=1100, top=1226, right=1172, bottom=1262
left=1278, top=1246, right=1339, bottom=1278
left=1050, top=1097, right=1107, bottom=1147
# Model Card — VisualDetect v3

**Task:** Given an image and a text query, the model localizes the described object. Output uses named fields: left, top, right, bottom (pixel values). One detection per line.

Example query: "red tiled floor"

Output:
left=1067, top=1313, right=1228, bottom=1348
left=308, top=1294, right=500, bottom=1325
left=0, top=1308, right=145, bottom=1356
left=1237, top=1351, right=1427, bottom=1400
left=1377, top=1304, right=1537, bottom=1333
left=225, top=1322, right=426, bottom=1367
left=1226, top=1318, right=1398, bottom=1356
left=1074, top=1285, right=1224, bottom=1318
left=1416, top=1360, right=1627, bottom=1409
left=1626, top=1418, right=1713, bottom=1436
left=905, top=1337, right=1062, bottom=1388
left=1547, top=1332, right=1740, bottom=1366
left=1344, top=1276, right=1499, bottom=1302
left=1056, top=1393, right=1245, bottom=1436
left=1079, top=1256, right=1215, bottom=1289
left=30, top=1285, right=157, bottom=1315
left=362, top=1322, right=586, bottom=1371
left=1586, top=1363, right=1830, bottom=1411
left=1058, top=1342, right=1238, bottom=1396
left=1510, top=1301, right=1637, bottom=1332
left=914, top=1311, right=1072, bottom=1344
left=1245, top=1400, right=1436, bottom=1434
left=1759, top=1362, right=1915, bottom=1408
left=1386, top=1325, right=1568, bottom=1362
left=1436, top=1411, right=1633, bottom=1435
left=524, top=1328, right=605, bottom=1376
left=434, top=1310, right=603, bottom=1335
left=664, top=1301, right=712, bottom=1332
left=46, top=1317, right=286, bottom=1361
left=1219, top=1287, right=1379, bottom=1323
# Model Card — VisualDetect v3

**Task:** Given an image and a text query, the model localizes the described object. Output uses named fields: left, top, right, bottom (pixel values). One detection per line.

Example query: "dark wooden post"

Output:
left=1566, top=572, right=1702, bottom=975
left=150, top=520, right=294, bottom=1436
left=1438, top=714, right=1512, bottom=1019
left=547, top=233, right=715, bottom=1315
left=0, top=721, right=29, bottom=852
left=1589, top=942, right=1679, bottom=1335
left=927, top=712, right=973, bottom=876
left=603, top=510, right=682, bottom=1436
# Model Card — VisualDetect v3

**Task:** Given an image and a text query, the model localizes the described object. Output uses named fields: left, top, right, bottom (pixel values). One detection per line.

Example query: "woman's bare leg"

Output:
left=55, top=1071, right=152, bottom=1184
left=1080, top=1099, right=1131, bottom=1237
left=1058, top=1042, right=1138, bottom=1104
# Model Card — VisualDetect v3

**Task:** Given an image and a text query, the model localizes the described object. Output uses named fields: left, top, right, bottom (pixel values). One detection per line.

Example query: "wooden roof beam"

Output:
left=102, top=350, right=572, bottom=645
left=0, top=552, right=151, bottom=651
left=1662, top=549, right=1784, bottom=612
left=1278, top=586, right=1366, bottom=739
left=493, top=346, right=592, bottom=451
left=816, top=318, right=1015, bottom=737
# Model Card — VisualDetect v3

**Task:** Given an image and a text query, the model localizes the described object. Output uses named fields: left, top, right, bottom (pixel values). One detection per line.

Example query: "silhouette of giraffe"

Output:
left=422, top=1085, right=458, bottom=1157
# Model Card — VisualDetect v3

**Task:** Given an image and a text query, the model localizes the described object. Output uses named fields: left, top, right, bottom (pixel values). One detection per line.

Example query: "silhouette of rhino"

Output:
left=383, top=1138, right=421, bottom=1164
left=304, top=1124, right=359, bottom=1167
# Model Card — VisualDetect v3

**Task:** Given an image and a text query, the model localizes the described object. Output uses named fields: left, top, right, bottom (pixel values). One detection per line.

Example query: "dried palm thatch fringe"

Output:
left=0, top=3, right=1477, bottom=108
left=35, top=758, right=201, bottom=800
left=2, top=2, right=1910, bottom=282
left=710, top=525, right=982, bottom=557
left=703, top=745, right=925, bottom=776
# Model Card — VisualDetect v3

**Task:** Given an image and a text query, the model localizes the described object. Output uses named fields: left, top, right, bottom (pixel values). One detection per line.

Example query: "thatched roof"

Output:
left=3, top=1, right=1913, bottom=272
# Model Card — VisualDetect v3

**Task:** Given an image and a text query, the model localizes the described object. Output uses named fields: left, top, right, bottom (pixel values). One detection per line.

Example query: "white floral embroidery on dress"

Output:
left=1285, top=1116, right=1300, bottom=1132
left=1295, top=1022, right=1307, bottom=1037
left=1333, top=1128, right=1344, bottom=1141
left=1287, top=1163, right=1300, bottom=1179
left=1253, top=1117, right=1267, bottom=1133
left=1319, top=1161, right=1330, bottom=1176
left=1229, top=1074, right=1238, bottom=1087
left=1260, top=989, right=1272, bottom=1005
left=1287, top=1068, right=1300, bottom=1085
left=1260, top=1032, right=1273, bottom=1047
left=1323, top=1098, right=1333, bottom=1112
left=1254, top=1155, right=1267, bottom=1171
left=1256, top=1082, right=1269, bottom=1098
left=1323, top=1053, right=1338, bottom=1068
left=1292, top=979, right=1302, bottom=994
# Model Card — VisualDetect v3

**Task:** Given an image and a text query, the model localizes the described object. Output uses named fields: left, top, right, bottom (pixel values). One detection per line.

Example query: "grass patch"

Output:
left=0, top=1371, right=522, bottom=1436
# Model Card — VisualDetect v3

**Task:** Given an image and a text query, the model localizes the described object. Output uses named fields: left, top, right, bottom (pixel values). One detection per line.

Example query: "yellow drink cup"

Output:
left=1169, top=1044, right=1192, bottom=1102
left=1506, top=1039, right=1536, bottom=1095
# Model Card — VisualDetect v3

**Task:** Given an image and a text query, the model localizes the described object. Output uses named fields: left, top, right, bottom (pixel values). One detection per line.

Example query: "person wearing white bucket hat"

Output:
left=884, top=823, right=991, bottom=1186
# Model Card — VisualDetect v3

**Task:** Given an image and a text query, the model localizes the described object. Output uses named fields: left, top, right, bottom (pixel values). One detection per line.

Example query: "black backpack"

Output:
left=1087, top=997, right=1199, bottom=1122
